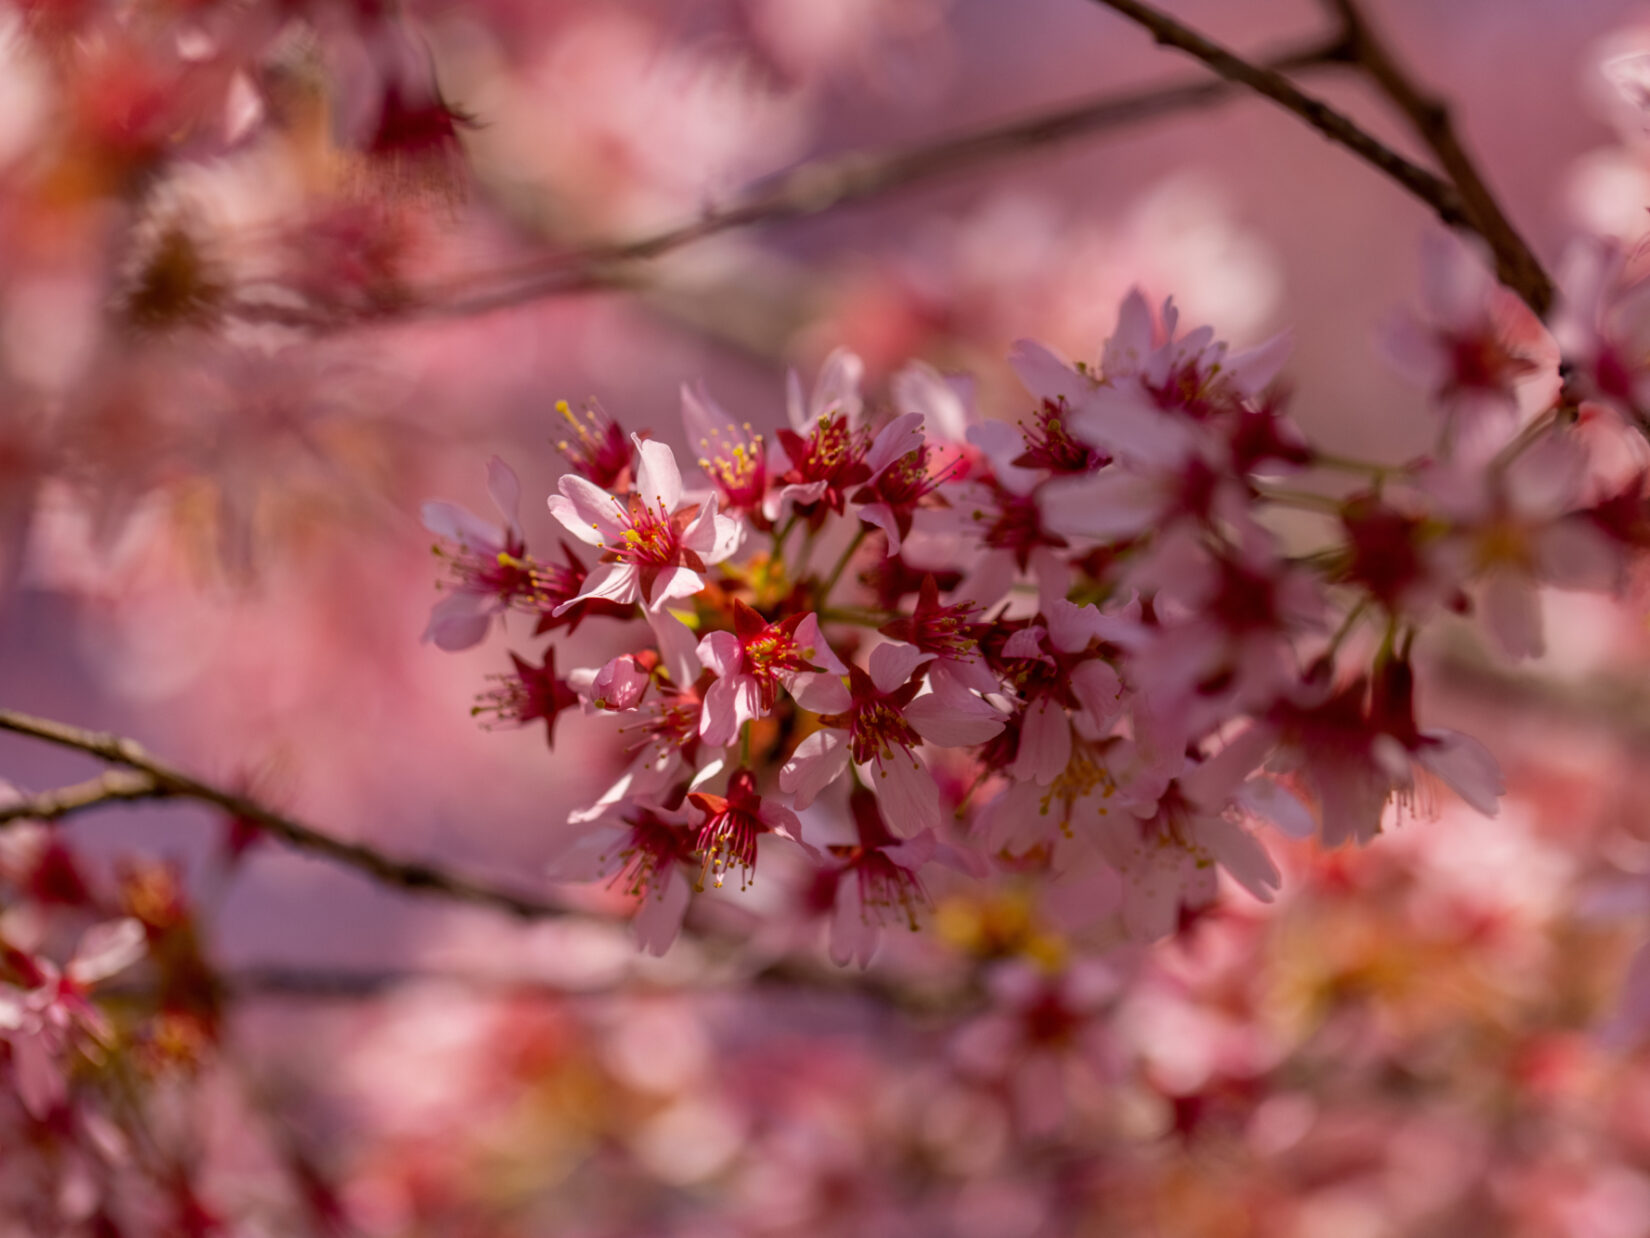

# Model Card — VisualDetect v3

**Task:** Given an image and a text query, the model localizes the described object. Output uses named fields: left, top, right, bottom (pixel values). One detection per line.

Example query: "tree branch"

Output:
left=226, top=37, right=1347, bottom=327
left=0, top=708, right=565, bottom=922
left=1320, top=0, right=1554, bottom=316
left=1080, top=1, right=1487, bottom=263
left=0, top=769, right=168, bottom=822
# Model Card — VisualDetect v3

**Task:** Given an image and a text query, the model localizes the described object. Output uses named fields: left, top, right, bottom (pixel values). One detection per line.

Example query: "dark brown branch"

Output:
left=278, top=37, right=1344, bottom=323
left=1321, top=0, right=1554, bottom=316
left=1081, top=2, right=1479, bottom=246
left=0, top=708, right=564, bottom=922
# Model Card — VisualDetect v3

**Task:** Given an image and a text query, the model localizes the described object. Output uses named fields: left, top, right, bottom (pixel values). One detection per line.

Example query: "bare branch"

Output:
left=0, top=769, right=166, bottom=822
left=1321, top=0, right=1554, bottom=316
left=226, top=38, right=1347, bottom=328
left=1081, top=2, right=1484, bottom=256
left=0, top=708, right=565, bottom=922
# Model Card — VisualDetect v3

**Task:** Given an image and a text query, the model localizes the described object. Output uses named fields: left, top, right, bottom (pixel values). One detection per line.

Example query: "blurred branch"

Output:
left=131, top=958, right=978, bottom=1014
left=0, top=708, right=565, bottom=922
left=1432, top=646, right=1650, bottom=752
left=373, top=36, right=1351, bottom=320
left=1078, top=0, right=1549, bottom=301
left=0, top=769, right=168, bottom=821
left=1319, top=0, right=1554, bottom=316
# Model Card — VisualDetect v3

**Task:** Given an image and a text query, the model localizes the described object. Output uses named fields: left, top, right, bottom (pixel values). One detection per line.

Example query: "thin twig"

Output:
left=1320, top=0, right=1554, bottom=316
left=226, top=38, right=1346, bottom=327
left=1082, top=0, right=1474, bottom=240
left=0, top=769, right=167, bottom=822
left=0, top=709, right=565, bottom=922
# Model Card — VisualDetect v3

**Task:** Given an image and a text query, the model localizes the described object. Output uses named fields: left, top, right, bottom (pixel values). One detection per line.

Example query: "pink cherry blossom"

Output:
left=548, top=434, right=742, bottom=614
left=698, top=600, right=846, bottom=748
left=421, top=456, right=540, bottom=651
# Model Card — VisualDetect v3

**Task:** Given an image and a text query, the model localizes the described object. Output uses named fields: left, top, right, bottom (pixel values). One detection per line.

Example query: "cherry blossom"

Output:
left=548, top=434, right=742, bottom=614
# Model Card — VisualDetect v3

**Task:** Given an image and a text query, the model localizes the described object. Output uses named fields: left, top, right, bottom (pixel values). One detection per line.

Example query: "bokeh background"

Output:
left=7, top=0, right=1650, bottom=1233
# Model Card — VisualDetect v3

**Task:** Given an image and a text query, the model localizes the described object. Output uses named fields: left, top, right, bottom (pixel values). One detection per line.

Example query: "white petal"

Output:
left=644, top=564, right=705, bottom=611
left=68, top=918, right=146, bottom=985
left=649, top=608, right=702, bottom=688
left=553, top=561, right=639, bottom=616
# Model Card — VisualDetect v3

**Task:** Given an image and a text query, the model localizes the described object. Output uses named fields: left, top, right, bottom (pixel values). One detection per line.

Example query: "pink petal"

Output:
left=1479, top=570, right=1544, bottom=659
left=12, top=1029, right=64, bottom=1119
left=1069, top=660, right=1125, bottom=732
left=789, top=672, right=852, bottom=714
left=1009, top=338, right=1086, bottom=404
left=812, top=348, right=865, bottom=426
left=1224, top=330, right=1292, bottom=397
left=829, top=884, right=882, bottom=968
left=548, top=475, right=624, bottom=546
left=1044, top=599, right=1106, bottom=653
left=632, top=435, right=683, bottom=515
left=858, top=503, right=903, bottom=556
left=865, top=412, right=926, bottom=480
left=681, top=379, right=737, bottom=456
left=644, top=564, right=706, bottom=611
left=892, top=361, right=972, bottom=442
left=794, top=614, right=848, bottom=676
left=1008, top=697, right=1070, bottom=786
left=1235, top=777, right=1317, bottom=840
left=699, top=675, right=740, bottom=747
left=485, top=457, right=522, bottom=530
left=634, top=870, right=691, bottom=957
left=421, top=500, right=502, bottom=553
left=697, top=630, right=742, bottom=679
left=780, top=730, right=850, bottom=809
left=906, top=687, right=1006, bottom=748
left=423, top=591, right=492, bottom=651
left=868, top=641, right=933, bottom=695
left=1199, top=816, right=1281, bottom=902
left=1416, top=729, right=1504, bottom=816
left=865, top=752, right=941, bottom=835
left=1040, top=470, right=1164, bottom=542
left=1103, top=289, right=1154, bottom=377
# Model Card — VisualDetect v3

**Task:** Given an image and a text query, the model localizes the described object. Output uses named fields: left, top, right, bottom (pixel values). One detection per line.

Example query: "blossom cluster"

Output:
left=424, top=242, right=1650, bottom=965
